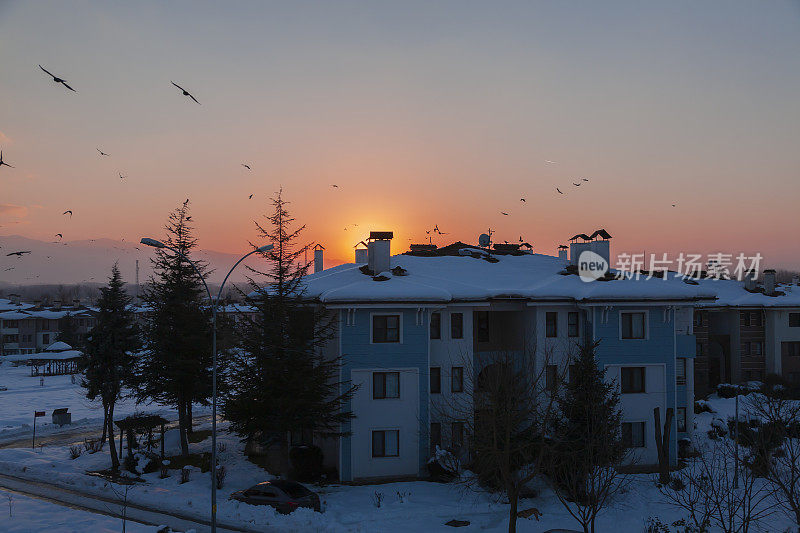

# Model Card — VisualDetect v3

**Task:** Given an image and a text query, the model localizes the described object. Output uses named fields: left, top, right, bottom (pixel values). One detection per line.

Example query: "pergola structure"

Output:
left=115, top=414, right=169, bottom=468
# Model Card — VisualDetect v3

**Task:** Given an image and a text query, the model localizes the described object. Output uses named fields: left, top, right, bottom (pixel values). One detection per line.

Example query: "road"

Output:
left=0, top=472, right=265, bottom=533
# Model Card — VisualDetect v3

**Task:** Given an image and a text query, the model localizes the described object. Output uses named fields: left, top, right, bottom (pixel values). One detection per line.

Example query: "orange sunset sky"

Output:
left=1, top=1, right=799, bottom=272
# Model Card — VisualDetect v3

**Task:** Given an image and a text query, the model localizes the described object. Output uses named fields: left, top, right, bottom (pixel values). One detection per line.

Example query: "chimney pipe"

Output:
left=367, top=231, right=393, bottom=274
left=313, top=244, right=325, bottom=274
left=355, top=243, right=368, bottom=264
left=764, top=269, right=776, bottom=294
left=557, top=245, right=568, bottom=261
left=73, top=299, right=81, bottom=308
left=744, top=270, right=757, bottom=291
left=52, top=300, right=62, bottom=310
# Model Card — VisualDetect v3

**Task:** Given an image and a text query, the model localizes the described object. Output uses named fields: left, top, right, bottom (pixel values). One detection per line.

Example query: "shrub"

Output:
left=372, top=491, right=384, bottom=508
left=289, top=445, right=324, bottom=482
left=215, top=465, right=226, bottom=490
left=644, top=516, right=670, bottom=533
left=68, top=445, right=82, bottom=460
left=694, top=401, right=713, bottom=414
left=716, top=383, right=741, bottom=399
left=83, top=438, right=103, bottom=454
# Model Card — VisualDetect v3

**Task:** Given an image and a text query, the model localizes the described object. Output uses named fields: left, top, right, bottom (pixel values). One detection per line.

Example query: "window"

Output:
left=545, top=365, right=558, bottom=392
left=696, top=342, right=704, bottom=357
left=372, top=430, right=399, bottom=457
left=790, top=313, right=800, bottom=328
left=677, top=408, right=687, bottom=432
left=451, top=367, right=464, bottom=392
left=676, top=358, right=686, bottom=385
left=475, top=311, right=489, bottom=342
left=752, top=342, right=763, bottom=357
left=742, top=342, right=750, bottom=356
left=372, top=315, right=400, bottom=343
left=5, top=320, right=18, bottom=328
left=450, top=313, right=463, bottom=339
left=430, top=423, right=441, bottom=451
left=567, top=312, right=579, bottom=337
left=373, top=372, right=400, bottom=399
left=430, top=312, right=441, bottom=340
left=621, top=367, right=646, bottom=393
left=42, top=334, right=50, bottom=345
left=430, top=367, right=441, bottom=394
left=546, top=312, right=558, bottom=337
left=693, top=312, right=703, bottom=328
left=451, top=422, right=464, bottom=448
left=741, top=311, right=750, bottom=327
left=622, top=422, right=646, bottom=448
left=751, top=312, right=761, bottom=326
left=621, top=312, right=646, bottom=339
left=782, top=342, right=800, bottom=357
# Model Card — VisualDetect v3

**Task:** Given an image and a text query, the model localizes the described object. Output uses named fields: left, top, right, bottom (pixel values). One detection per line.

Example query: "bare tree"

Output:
left=744, top=389, right=800, bottom=528
left=431, top=344, right=566, bottom=533
left=661, top=438, right=775, bottom=533
left=654, top=406, right=675, bottom=484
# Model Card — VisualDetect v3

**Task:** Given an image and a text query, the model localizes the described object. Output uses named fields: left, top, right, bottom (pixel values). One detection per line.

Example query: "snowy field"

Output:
left=0, top=362, right=797, bottom=532
left=0, top=362, right=207, bottom=443
left=0, top=488, right=158, bottom=533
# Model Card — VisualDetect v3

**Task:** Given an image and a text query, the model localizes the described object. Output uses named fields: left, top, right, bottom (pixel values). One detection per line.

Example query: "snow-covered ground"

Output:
left=0, top=488, right=158, bottom=533
left=0, top=366, right=796, bottom=532
left=0, top=362, right=208, bottom=443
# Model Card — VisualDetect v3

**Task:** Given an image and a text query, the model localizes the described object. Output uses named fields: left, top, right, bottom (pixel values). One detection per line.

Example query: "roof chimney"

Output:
left=367, top=231, right=393, bottom=275
left=764, top=269, right=776, bottom=295
left=313, top=244, right=325, bottom=274
left=568, top=229, right=611, bottom=267
left=557, top=245, right=568, bottom=261
left=744, top=270, right=757, bottom=291
left=52, top=300, right=62, bottom=310
left=9, top=294, right=21, bottom=305
left=354, top=241, right=368, bottom=264
left=72, top=299, right=81, bottom=308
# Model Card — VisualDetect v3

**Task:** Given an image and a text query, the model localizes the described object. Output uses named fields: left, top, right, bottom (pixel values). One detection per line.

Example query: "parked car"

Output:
left=230, top=480, right=322, bottom=513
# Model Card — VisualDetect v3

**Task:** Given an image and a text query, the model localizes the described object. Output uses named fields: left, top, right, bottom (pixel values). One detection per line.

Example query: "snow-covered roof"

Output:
left=0, top=311, right=33, bottom=320
left=690, top=277, right=800, bottom=308
left=272, top=253, right=717, bottom=305
left=44, top=341, right=72, bottom=352
left=2, top=350, right=82, bottom=362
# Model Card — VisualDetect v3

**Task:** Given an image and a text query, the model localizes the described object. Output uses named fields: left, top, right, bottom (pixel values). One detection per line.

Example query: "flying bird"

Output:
left=331, top=184, right=339, bottom=189
left=0, top=150, right=14, bottom=168
left=39, top=65, right=76, bottom=92
left=582, top=178, right=589, bottom=182
left=6, top=251, right=31, bottom=257
left=119, top=172, right=126, bottom=180
left=556, top=188, right=563, bottom=194
left=171, top=81, right=200, bottom=104
left=186, top=216, right=192, bottom=221
left=520, top=198, right=526, bottom=203
left=241, top=164, right=251, bottom=170
left=573, top=182, right=581, bottom=187
left=55, top=233, right=63, bottom=240
left=672, top=204, right=677, bottom=207
left=248, top=194, right=254, bottom=199
left=63, top=210, right=72, bottom=217
left=501, top=212, right=509, bottom=216
left=97, top=148, right=109, bottom=156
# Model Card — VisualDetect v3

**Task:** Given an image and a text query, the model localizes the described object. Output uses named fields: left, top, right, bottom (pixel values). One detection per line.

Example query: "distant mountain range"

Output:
left=0, top=235, right=272, bottom=287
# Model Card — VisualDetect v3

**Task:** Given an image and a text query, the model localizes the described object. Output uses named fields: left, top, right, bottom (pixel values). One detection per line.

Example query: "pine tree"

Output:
left=82, top=264, right=140, bottom=471
left=548, top=340, right=628, bottom=533
left=223, top=189, right=356, bottom=473
left=57, top=313, right=82, bottom=349
left=135, top=200, right=213, bottom=456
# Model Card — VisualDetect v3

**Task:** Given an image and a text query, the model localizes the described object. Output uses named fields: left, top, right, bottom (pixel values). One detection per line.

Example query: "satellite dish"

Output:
left=478, top=233, right=491, bottom=248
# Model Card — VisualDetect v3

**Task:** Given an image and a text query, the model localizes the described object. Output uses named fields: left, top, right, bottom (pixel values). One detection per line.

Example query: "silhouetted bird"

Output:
left=186, top=216, right=192, bottom=221
left=6, top=251, right=31, bottom=257
left=39, top=65, right=76, bottom=92
left=582, top=178, right=589, bottom=182
left=249, top=194, right=254, bottom=199
left=520, top=198, right=526, bottom=202
left=97, top=148, right=109, bottom=156
left=171, top=82, right=200, bottom=104
left=119, top=172, right=126, bottom=180
left=242, top=164, right=251, bottom=170
left=55, top=233, right=63, bottom=240
left=63, top=210, right=72, bottom=217
left=672, top=204, right=677, bottom=207
left=0, top=150, right=14, bottom=168
left=556, top=188, right=563, bottom=194
left=573, top=182, right=581, bottom=186
left=331, top=184, right=339, bottom=188
left=501, top=212, right=509, bottom=216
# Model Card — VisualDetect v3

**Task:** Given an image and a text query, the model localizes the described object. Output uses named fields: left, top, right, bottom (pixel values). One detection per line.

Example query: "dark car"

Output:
left=230, top=480, right=322, bottom=514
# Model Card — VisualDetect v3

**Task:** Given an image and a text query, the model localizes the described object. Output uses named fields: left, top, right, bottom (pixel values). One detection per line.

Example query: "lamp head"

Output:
left=140, top=238, right=166, bottom=248
left=257, top=244, right=274, bottom=253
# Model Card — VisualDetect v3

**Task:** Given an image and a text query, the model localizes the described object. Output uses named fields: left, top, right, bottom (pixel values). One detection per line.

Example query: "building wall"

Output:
left=592, top=305, right=681, bottom=466
left=339, top=307, right=429, bottom=481
left=766, top=309, right=800, bottom=382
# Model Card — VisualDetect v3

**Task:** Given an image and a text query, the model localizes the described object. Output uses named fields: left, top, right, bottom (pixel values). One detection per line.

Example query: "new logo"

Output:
left=578, top=250, right=608, bottom=282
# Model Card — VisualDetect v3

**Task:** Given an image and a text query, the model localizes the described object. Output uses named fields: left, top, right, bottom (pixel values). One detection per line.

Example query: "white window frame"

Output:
left=372, top=371, right=401, bottom=400
left=676, top=407, right=687, bottom=432
left=371, top=428, right=400, bottom=458
left=619, top=310, right=649, bottom=340
left=369, top=312, right=403, bottom=344
left=676, top=358, right=687, bottom=385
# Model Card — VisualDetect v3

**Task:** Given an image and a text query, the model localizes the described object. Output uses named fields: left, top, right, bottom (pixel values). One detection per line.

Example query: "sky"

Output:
left=1, top=1, right=799, bottom=274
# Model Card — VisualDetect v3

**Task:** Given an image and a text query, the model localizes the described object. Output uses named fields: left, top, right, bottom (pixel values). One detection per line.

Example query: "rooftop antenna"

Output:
left=135, top=259, right=140, bottom=300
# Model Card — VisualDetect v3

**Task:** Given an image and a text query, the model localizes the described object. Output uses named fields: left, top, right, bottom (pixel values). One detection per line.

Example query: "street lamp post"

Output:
left=141, top=237, right=273, bottom=533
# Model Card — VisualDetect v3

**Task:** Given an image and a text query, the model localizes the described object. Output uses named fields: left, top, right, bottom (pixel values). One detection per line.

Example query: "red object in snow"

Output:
left=34, top=411, right=45, bottom=417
